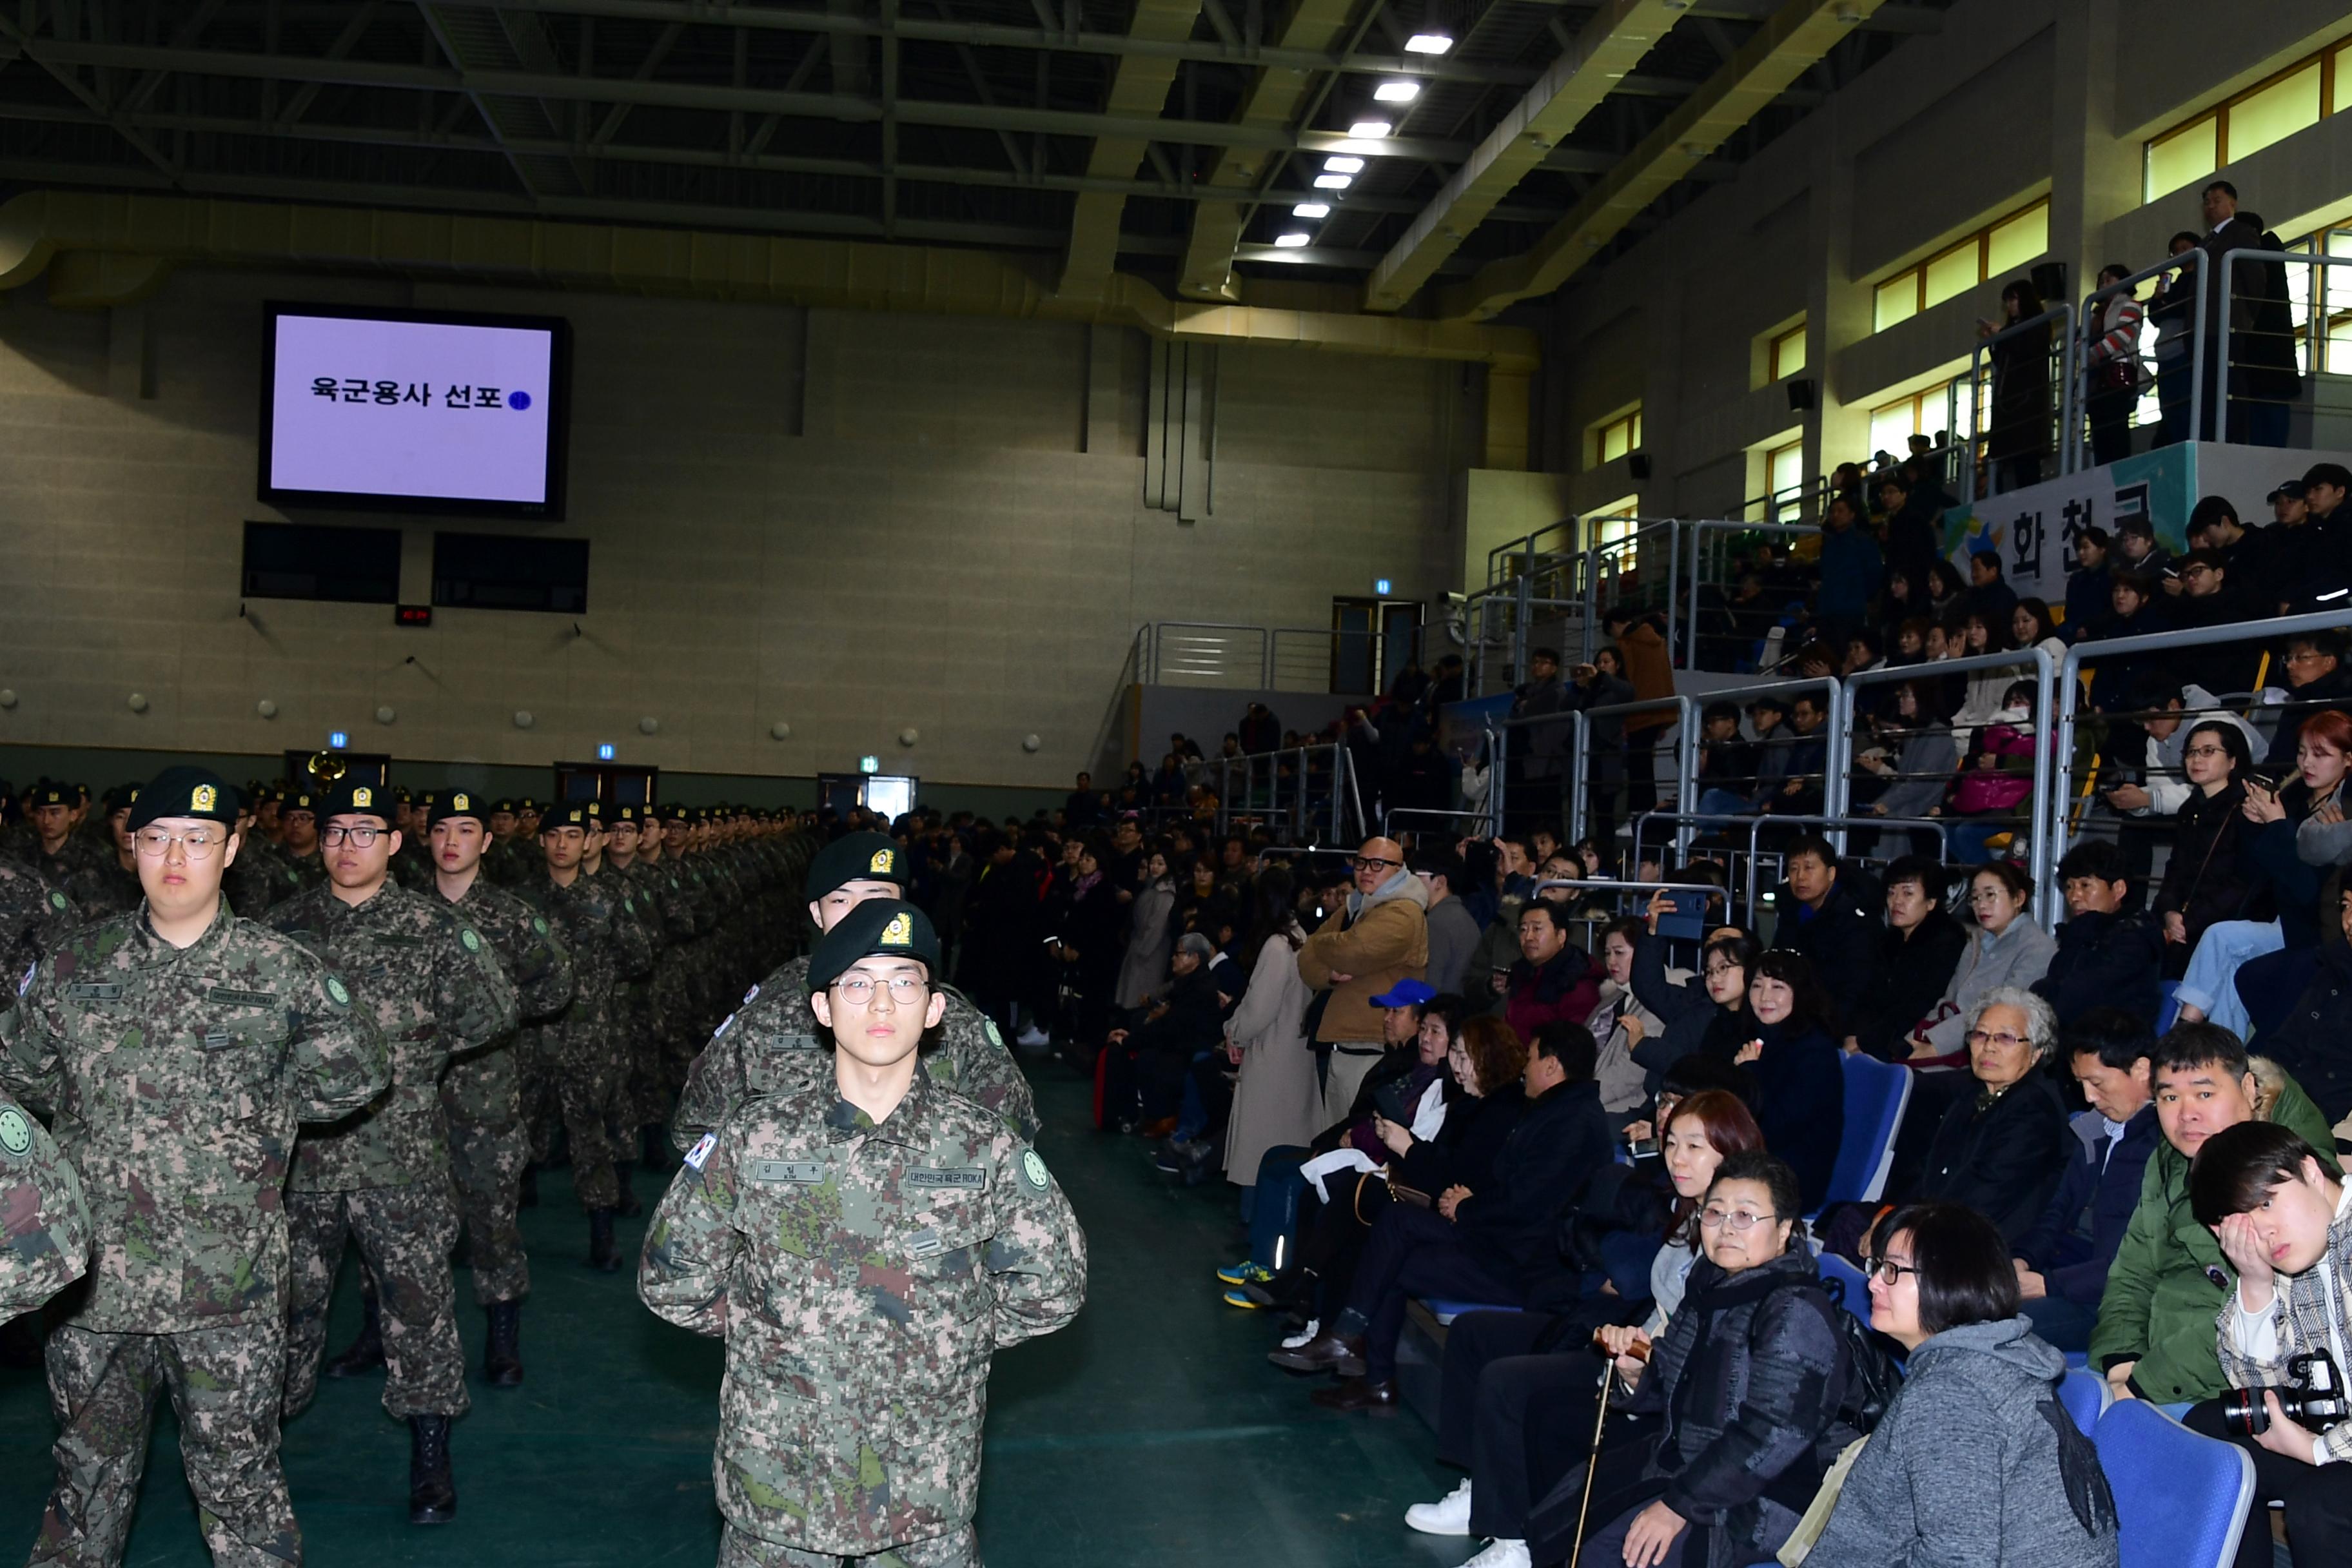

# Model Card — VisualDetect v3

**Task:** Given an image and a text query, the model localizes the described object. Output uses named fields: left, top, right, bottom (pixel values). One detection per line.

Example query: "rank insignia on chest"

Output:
left=750, top=1161, right=828, bottom=1185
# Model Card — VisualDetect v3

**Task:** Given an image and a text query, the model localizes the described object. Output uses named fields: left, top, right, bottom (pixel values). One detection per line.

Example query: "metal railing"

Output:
left=2075, top=249, right=2201, bottom=469
left=2217, top=246, right=2349, bottom=446
left=1211, top=741, right=1361, bottom=845
left=2043, top=607, right=2347, bottom=916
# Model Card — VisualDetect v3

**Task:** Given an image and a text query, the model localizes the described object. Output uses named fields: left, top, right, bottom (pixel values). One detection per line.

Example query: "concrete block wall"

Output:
left=0, top=266, right=1469, bottom=791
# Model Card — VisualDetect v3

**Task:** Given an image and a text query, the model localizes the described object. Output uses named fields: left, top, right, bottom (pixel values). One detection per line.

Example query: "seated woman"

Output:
left=1518, top=1153, right=1855, bottom=1568
left=1910, top=988, right=2070, bottom=1242
left=1808, top=1203, right=2120, bottom=1565
left=1942, top=678, right=2041, bottom=865
left=1253, top=1013, right=1523, bottom=1324
left=2178, top=709, right=2352, bottom=1035
left=1585, top=917, right=1668, bottom=1124
left=2151, top=718, right=2269, bottom=981
left=1910, top=861, right=2057, bottom=1058
left=1408, top=1090, right=1765, bottom=1558
left=1852, top=681, right=1960, bottom=859
left=1732, top=950, right=1845, bottom=1213
left=1848, top=854, right=1965, bottom=1061
left=1627, top=918, right=1758, bottom=1101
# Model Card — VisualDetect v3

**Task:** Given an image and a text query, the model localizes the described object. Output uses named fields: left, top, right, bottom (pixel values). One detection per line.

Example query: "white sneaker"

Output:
left=1015, top=1024, right=1050, bottom=1048
left=1457, top=1540, right=1529, bottom=1568
left=1405, top=1479, right=1473, bottom=1536
left=1280, top=1317, right=1321, bottom=1349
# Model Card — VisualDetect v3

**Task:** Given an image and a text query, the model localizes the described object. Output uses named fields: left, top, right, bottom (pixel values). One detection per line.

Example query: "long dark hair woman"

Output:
left=1627, top=921, right=1759, bottom=1104
left=1981, top=275, right=2052, bottom=493
left=1729, top=950, right=1846, bottom=1211
left=2153, top=718, right=2269, bottom=976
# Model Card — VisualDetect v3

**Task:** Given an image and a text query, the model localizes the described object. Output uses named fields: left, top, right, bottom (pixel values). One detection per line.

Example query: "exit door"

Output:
left=1330, top=598, right=1424, bottom=696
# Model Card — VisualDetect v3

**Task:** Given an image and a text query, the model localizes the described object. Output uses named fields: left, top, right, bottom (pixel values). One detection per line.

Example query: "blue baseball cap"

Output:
left=1371, top=978, right=1437, bottom=1008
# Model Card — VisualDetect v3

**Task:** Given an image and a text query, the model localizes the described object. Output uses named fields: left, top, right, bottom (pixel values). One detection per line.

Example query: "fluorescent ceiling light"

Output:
left=1293, top=202, right=1331, bottom=218
left=1313, top=173, right=1353, bottom=190
left=1324, top=155, right=1365, bottom=173
left=1404, top=32, right=1453, bottom=54
left=1374, top=80, right=1422, bottom=103
left=1274, top=232, right=1311, bottom=248
left=1348, top=119, right=1393, bottom=139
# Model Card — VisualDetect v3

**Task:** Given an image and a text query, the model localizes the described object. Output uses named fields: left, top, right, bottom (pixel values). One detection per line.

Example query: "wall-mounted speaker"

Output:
left=1786, top=377, right=1817, bottom=411
left=2029, top=260, right=2067, bottom=306
left=1628, top=453, right=1653, bottom=480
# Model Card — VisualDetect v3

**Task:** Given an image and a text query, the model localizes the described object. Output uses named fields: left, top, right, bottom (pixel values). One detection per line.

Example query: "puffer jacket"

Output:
left=1808, top=1316, right=2119, bottom=1567
left=1530, top=1249, right=1852, bottom=1568
left=1915, top=1066, right=2071, bottom=1242
left=1296, top=868, right=1428, bottom=1044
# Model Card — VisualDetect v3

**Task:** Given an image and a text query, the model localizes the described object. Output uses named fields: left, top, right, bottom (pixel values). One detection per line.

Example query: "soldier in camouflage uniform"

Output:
left=1, top=766, right=391, bottom=1566
left=514, top=802, right=653, bottom=1270
left=0, top=858, right=74, bottom=976
left=262, top=778, right=518, bottom=1525
left=18, top=783, right=106, bottom=900
left=602, top=805, right=694, bottom=1171
left=275, top=790, right=327, bottom=894
left=674, top=834, right=1040, bottom=1152
left=224, top=793, right=304, bottom=917
left=387, top=789, right=437, bottom=892
left=626, top=801, right=712, bottom=1157
left=640, top=899, right=1086, bottom=1568
left=62, top=787, right=144, bottom=920
left=0, top=1087, right=91, bottom=1322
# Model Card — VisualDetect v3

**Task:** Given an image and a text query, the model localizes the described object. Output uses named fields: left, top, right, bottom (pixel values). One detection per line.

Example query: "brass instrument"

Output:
left=304, top=750, right=348, bottom=790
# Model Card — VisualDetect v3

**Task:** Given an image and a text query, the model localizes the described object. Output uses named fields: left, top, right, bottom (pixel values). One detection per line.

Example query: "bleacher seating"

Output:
left=2095, top=1399, right=2258, bottom=1568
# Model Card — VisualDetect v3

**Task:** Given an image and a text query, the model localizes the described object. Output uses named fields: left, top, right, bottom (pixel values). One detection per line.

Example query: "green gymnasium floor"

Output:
left=0, top=1065, right=1469, bottom=1567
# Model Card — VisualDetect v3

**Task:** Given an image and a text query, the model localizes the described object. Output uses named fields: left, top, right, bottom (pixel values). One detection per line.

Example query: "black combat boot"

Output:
left=323, top=1293, right=385, bottom=1378
left=407, top=1415, right=456, bottom=1524
left=613, top=1161, right=643, bottom=1219
left=482, top=1302, right=524, bottom=1387
left=518, top=1165, right=539, bottom=1210
left=587, top=1208, right=620, bottom=1273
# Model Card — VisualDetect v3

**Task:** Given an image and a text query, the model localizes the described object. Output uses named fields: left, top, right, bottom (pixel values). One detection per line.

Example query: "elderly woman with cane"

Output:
left=1525, top=1152, right=1856, bottom=1568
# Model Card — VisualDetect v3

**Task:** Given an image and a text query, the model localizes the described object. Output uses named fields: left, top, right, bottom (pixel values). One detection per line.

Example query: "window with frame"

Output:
left=1767, top=322, right=1807, bottom=382
left=1592, top=407, right=1643, bottom=466
left=1766, top=442, right=1805, bottom=511
left=1585, top=496, right=1640, bottom=547
left=2144, top=42, right=2347, bottom=202
left=1872, top=201, right=2050, bottom=332
left=1868, top=376, right=1975, bottom=460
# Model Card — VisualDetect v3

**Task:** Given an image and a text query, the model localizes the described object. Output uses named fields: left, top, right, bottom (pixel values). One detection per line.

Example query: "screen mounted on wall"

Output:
left=259, top=302, right=571, bottom=519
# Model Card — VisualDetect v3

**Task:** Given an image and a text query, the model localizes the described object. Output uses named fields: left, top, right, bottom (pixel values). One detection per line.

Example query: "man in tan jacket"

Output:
left=1298, top=837, right=1430, bottom=1122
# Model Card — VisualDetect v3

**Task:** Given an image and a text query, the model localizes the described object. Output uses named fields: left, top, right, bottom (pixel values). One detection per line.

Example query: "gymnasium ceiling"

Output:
left=0, top=0, right=1950, bottom=320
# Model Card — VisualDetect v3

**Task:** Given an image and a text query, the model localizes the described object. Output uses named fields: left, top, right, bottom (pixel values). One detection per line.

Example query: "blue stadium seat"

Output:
left=2095, top=1399, right=2256, bottom=1568
left=1820, top=1052, right=1911, bottom=1210
left=1814, top=1250, right=1873, bottom=1317
left=1423, top=1300, right=1521, bottom=1327
left=2157, top=980, right=2183, bottom=1034
left=2057, top=1366, right=2110, bottom=1436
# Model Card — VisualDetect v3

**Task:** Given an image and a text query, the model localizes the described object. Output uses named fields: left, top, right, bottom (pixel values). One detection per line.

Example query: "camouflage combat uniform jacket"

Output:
left=514, top=872, right=653, bottom=1035
left=640, top=1066, right=1086, bottom=1556
left=0, top=903, right=389, bottom=1332
left=440, top=879, right=574, bottom=1122
left=264, top=882, right=518, bottom=1191
left=0, top=1087, right=92, bottom=1320
left=672, top=956, right=1041, bottom=1147
left=0, top=859, right=73, bottom=974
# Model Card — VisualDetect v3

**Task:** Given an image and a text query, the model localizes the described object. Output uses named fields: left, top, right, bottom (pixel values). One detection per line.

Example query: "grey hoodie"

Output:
left=1807, top=1316, right=2119, bottom=1568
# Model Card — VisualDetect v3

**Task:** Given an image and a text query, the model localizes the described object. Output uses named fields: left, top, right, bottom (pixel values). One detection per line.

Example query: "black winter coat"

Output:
left=1392, top=1084, right=1526, bottom=1199
left=2154, top=781, right=2272, bottom=960
left=2260, top=934, right=2352, bottom=1124
left=1772, top=866, right=1884, bottom=1037
left=1530, top=1250, right=1853, bottom=1568
left=2032, top=908, right=2164, bottom=1028
left=1852, top=912, right=1966, bottom=1060
left=1455, top=1077, right=1614, bottom=1306
left=1916, top=1066, right=2071, bottom=1242
left=1736, top=1022, right=1845, bottom=1212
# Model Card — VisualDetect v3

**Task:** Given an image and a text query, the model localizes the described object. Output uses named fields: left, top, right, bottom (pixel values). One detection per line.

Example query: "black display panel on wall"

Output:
left=431, top=531, right=589, bottom=614
left=240, top=520, right=403, bottom=603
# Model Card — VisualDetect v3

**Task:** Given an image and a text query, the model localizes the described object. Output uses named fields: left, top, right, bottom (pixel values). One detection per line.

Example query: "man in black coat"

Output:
left=1269, top=1023, right=1612, bottom=1413
left=1108, top=934, right=1226, bottom=1128
left=1850, top=855, right=1966, bottom=1060
left=2264, top=630, right=2352, bottom=776
left=2033, top=840, right=2164, bottom=1028
left=1771, top=834, right=1885, bottom=1050
left=2257, top=887, right=2352, bottom=1122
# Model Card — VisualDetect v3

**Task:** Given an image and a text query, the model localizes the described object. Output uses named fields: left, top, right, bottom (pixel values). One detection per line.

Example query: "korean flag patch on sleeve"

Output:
left=682, top=1132, right=719, bottom=1173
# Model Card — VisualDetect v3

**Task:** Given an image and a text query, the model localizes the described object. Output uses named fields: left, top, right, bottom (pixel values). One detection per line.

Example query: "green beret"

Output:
left=282, top=790, right=318, bottom=816
left=128, top=767, right=239, bottom=830
left=807, top=899, right=940, bottom=992
left=609, top=803, right=641, bottom=824
left=429, top=789, right=487, bottom=828
left=318, top=779, right=395, bottom=825
left=26, top=781, right=69, bottom=810
left=103, top=784, right=138, bottom=814
left=544, top=802, right=595, bottom=830
left=804, top=831, right=910, bottom=901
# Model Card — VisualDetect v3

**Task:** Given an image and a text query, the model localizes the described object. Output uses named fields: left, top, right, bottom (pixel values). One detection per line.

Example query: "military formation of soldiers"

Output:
left=0, top=770, right=1086, bottom=1567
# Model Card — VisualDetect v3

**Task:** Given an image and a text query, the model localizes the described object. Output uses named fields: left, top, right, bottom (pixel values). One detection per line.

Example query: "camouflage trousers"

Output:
left=523, top=1019, right=623, bottom=1212
left=32, top=1319, right=302, bottom=1567
left=283, top=1184, right=469, bottom=1422
left=444, top=1111, right=529, bottom=1307
left=716, top=1523, right=977, bottom=1568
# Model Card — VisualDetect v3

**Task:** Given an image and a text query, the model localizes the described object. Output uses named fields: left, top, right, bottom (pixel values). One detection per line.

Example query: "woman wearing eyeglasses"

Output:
left=1911, top=988, right=2070, bottom=1243
left=1807, top=1202, right=2120, bottom=1567
left=2152, top=719, right=2268, bottom=980
left=1907, top=861, right=2056, bottom=1059
left=1516, top=1152, right=1855, bottom=1568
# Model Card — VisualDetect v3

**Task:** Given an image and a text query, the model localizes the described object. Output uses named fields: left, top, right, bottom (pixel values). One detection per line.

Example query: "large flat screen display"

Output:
left=259, top=302, right=570, bottom=518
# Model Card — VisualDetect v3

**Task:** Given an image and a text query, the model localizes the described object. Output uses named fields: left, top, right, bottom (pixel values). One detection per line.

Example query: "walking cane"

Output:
left=1568, top=1332, right=1651, bottom=1568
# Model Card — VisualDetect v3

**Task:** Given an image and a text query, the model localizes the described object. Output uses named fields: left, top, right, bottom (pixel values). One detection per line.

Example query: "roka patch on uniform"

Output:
left=323, top=975, right=352, bottom=1009
left=905, top=1168, right=985, bottom=1190
left=1021, top=1150, right=1050, bottom=1191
